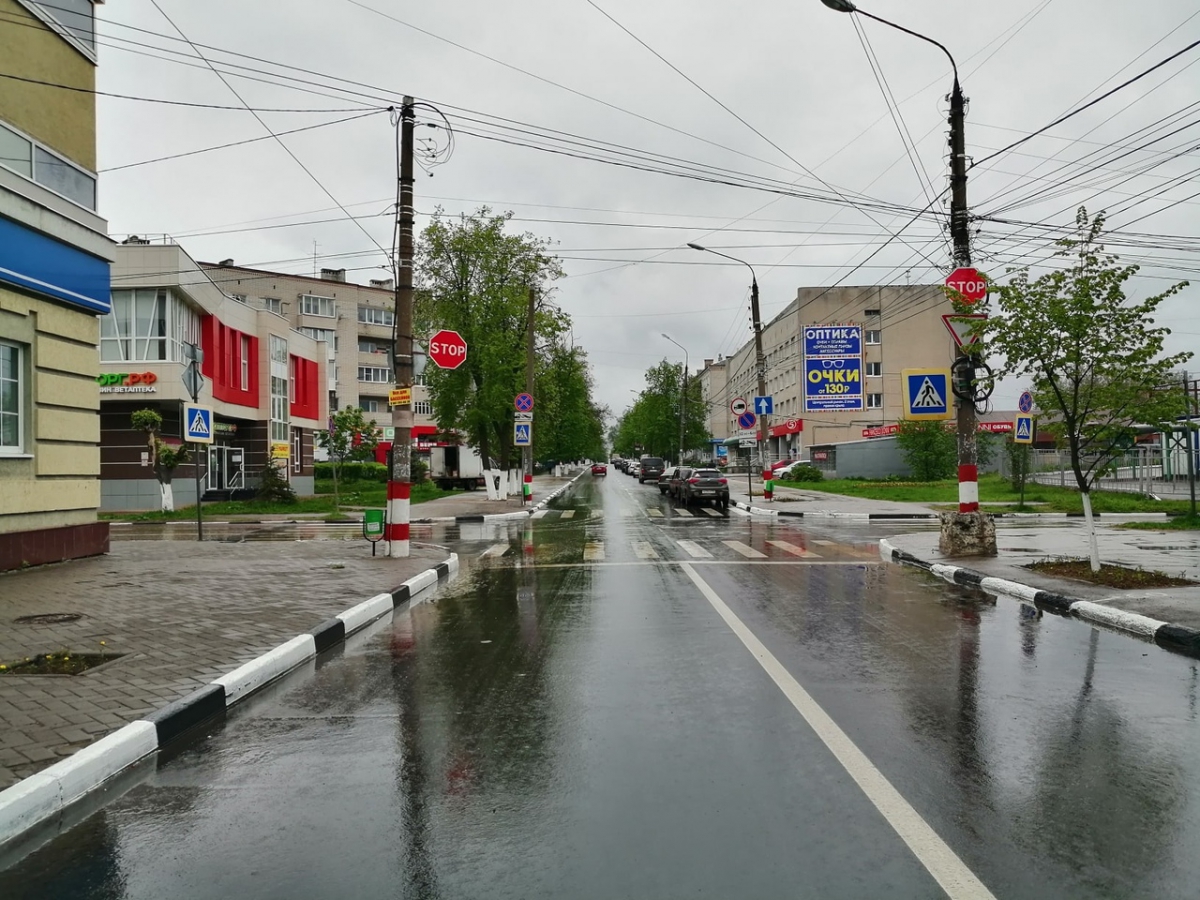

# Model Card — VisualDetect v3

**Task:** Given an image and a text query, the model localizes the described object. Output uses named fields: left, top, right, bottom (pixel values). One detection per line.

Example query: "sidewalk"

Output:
left=411, top=471, right=582, bottom=521
left=0, top=540, right=447, bottom=791
left=728, top=480, right=939, bottom=518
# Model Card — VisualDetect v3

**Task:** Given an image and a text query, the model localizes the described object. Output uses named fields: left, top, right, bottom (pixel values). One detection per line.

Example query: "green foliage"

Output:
left=313, top=461, right=388, bottom=483
left=1006, top=441, right=1030, bottom=493
left=131, top=407, right=187, bottom=488
left=256, top=460, right=297, bottom=504
left=131, top=408, right=163, bottom=432
left=783, top=464, right=823, bottom=483
left=316, top=406, right=382, bottom=510
left=984, top=208, right=1192, bottom=494
left=895, top=420, right=956, bottom=481
left=536, top=343, right=607, bottom=464
left=416, top=207, right=569, bottom=468
left=613, top=360, right=708, bottom=463
left=411, top=455, right=429, bottom=483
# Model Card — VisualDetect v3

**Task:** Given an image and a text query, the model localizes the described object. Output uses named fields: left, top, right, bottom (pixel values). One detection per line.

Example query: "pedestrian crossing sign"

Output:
left=183, top=402, right=214, bottom=444
left=514, top=422, right=532, bottom=447
left=1013, top=414, right=1034, bottom=444
left=902, top=368, right=952, bottom=421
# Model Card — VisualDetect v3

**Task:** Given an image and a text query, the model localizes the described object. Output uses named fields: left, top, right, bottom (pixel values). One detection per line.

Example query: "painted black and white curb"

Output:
left=879, top=539, right=1200, bottom=657
left=0, top=554, right=459, bottom=848
left=413, top=469, right=588, bottom=524
left=729, top=499, right=937, bottom=521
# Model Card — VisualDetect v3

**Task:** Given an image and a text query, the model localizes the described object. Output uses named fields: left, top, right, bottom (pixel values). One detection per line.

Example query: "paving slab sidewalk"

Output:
left=0, top=540, right=446, bottom=790
left=410, top=473, right=580, bottom=520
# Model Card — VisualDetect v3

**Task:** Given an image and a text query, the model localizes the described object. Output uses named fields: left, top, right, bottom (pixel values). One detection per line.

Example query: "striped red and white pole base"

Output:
left=386, top=480, right=410, bottom=558
left=762, top=469, right=774, bottom=501
left=523, top=473, right=533, bottom=504
left=958, top=464, right=979, bottom=513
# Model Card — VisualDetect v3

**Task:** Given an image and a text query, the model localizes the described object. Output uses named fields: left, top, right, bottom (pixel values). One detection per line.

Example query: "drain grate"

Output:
left=13, top=613, right=85, bottom=625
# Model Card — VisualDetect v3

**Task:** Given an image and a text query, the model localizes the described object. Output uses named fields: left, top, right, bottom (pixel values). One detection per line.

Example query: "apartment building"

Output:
left=696, top=357, right=729, bottom=462
left=99, top=242, right=327, bottom=510
left=198, top=262, right=438, bottom=443
left=0, top=0, right=114, bottom=569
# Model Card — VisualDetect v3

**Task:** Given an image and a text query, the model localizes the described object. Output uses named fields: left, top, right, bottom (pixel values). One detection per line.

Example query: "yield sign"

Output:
left=942, top=314, right=987, bottom=348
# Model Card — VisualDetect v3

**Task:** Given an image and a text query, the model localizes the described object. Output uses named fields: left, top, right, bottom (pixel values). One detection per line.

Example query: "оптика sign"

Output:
left=97, top=372, right=159, bottom=394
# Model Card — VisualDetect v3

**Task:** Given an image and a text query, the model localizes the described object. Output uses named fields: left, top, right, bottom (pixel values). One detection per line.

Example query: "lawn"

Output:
left=779, top=472, right=1195, bottom=515
left=101, top=480, right=458, bottom=521
left=1116, top=515, right=1200, bottom=531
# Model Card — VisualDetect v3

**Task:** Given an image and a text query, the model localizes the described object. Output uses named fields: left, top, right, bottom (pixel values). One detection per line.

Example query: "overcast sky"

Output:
left=93, top=0, right=1200, bottom=417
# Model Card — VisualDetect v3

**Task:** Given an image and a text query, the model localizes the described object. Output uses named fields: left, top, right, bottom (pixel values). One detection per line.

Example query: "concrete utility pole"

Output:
left=662, top=333, right=688, bottom=466
left=524, top=286, right=537, bottom=505
left=388, top=97, right=415, bottom=558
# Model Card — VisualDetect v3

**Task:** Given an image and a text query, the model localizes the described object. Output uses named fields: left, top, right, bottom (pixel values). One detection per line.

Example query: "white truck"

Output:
left=428, top=445, right=488, bottom=491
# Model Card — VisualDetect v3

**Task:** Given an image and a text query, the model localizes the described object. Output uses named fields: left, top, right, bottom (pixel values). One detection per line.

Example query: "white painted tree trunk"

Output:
left=160, top=481, right=175, bottom=513
left=1080, top=490, right=1101, bottom=572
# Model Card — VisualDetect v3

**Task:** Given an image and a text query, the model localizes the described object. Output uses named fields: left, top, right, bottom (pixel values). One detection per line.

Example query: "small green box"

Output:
left=363, top=509, right=385, bottom=540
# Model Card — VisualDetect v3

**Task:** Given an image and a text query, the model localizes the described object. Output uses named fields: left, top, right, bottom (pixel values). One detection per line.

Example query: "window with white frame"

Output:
left=413, top=400, right=432, bottom=416
left=0, top=342, right=24, bottom=454
left=30, top=0, right=95, bottom=52
left=299, top=327, right=336, bottom=352
left=359, top=339, right=390, bottom=354
left=240, top=335, right=251, bottom=390
left=270, top=336, right=289, bottom=443
left=865, top=330, right=881, bottom=345
left=263, top=297, right=283, bottom=315
left=866, top=362, right=882, bottom=377
left=102, top=290, right=200, bottom=363
left=867, top=393, right=883, bottom=409
left=357, top=306, right=394, bottom=327
left=0, top=119, right=97, bottom=209
left=231, top=293, right=247, bottom=304
left=298, top=294, right=336, bottom=317
left=361, top=398, right=385, bottom=412
left=358, top=366, right=391, bottom=383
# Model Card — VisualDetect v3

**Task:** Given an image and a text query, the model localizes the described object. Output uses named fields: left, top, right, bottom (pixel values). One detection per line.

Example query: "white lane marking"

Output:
left=723, top=540, right=766, bottom=559
left=674, top=508, right=694, bottom=517
left=679, top=563, right=996, bottom=900
left=531, top=510, right=550, bottom=519
left=590, top=509, right=603, bottom=518
left=700, top=507, right=722, bottom=517
left=583, top=541, right=605, bottom=561
left=480, top=543, right=509, bottom=558
left=814, top=540, right=836, bottom=546
left=561, top=510, right=576, bottom=519
left=647, top=508, right=664, bottom=517
left=768, top=540, right=821, bottom=559
left=633, top=541, right=659, bottom=559
left=676, top=540, right=712, bottom=559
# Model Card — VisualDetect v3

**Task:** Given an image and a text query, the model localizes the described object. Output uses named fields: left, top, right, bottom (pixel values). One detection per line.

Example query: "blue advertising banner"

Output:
left=0, top=216, right=111, bottom=314
left=803, top=324, right=863, bottom=412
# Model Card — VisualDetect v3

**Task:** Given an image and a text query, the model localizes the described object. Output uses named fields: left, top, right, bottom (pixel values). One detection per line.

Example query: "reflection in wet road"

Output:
left=5, top=475, right=1200, bottom=898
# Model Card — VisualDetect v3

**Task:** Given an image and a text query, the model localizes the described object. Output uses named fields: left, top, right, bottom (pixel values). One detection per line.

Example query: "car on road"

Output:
left=627, top=461, right=641, bottom=478
left=679, top=468, right=730, bottom=509
left=638, top=457, right=665, bottom=484
left=668, top=466, right=693, bottom=500
left=658, top=466, right=678, bottom=494
left=591, top=463, right=607, bottom=476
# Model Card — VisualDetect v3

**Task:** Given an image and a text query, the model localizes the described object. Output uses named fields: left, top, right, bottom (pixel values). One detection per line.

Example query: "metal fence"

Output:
left=1002, top=446, right=1198, bottom=498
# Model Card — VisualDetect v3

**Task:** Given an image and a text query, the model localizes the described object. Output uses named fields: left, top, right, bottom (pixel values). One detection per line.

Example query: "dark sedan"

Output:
left=678, top=468, right=730, bottom=509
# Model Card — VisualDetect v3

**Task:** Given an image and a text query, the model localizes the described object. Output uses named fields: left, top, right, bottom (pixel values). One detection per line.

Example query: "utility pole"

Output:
left=750, top=277, right=769, bottom=479
left=678, top=367, right=686, bottom=466
left=388, top=97, right=415, bottom=558
left=523, top=286, right=536, bottom=505
left=949, top=77, right=979, bottom=515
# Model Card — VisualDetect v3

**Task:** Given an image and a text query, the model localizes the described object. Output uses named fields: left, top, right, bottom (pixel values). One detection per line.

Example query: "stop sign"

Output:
left=428, top=329, right=467, bottom=369
left=945, top=267, right=987, bottom=304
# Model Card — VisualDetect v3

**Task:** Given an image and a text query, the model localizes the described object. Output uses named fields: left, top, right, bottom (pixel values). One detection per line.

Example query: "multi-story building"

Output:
left=198, top=262, right=439, bottom=445
left=696, top=357, right=729, bottom=462
left=99, top=241, right=328, bottom=510
left=0, top=0, right=114, bottom=570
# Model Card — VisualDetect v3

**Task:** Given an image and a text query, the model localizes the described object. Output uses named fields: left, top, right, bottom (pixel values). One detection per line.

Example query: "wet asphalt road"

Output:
left=4, top=475, right=1200, bottom=898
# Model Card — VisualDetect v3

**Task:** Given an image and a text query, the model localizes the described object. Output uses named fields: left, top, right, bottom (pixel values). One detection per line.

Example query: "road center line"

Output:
left=679, top=563, right=996, bottom=900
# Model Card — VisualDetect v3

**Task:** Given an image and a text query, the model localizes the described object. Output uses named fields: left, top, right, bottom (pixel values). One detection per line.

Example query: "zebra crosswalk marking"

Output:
left=723, top=540, right=766, bottom=559
left=633, top=541, right=659, bottom=559
left=700, top=507, right=722, bottom=517
left=768, top=540, right=821, bottom=558
left=676, top=540, right=712, bottom=559
left=584, top=541, right=605, bottom=561
left=590, top=509, right=603, bottom=518
left=481, top=543, right=509, bottom=558
left=647, top=508, right=664, bottom=517
left=560, top=510, right=575, bottom=519
left=674, top=508, right=694, bottom=517
left=531, top=510, right=549, bottom=519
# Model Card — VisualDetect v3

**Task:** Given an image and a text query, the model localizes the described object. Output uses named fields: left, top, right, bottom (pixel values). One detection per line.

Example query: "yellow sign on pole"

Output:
left=389, top=387, right=412, bottom=406
left=271, top=442, right=290, bottom=459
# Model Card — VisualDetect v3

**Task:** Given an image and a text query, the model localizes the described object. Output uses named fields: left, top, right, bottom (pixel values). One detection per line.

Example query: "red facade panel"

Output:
left=289, top=355, right=320, bottom=420
left=200, top=315, right=259, bottom=407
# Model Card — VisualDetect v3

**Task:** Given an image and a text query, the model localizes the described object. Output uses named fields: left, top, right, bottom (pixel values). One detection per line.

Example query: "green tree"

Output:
left=984, top=208, right=1192, bottom=570
left=895, top=420, right=956, bottom=481
left=256, top=459, right=297, bottom=504
left=416, top=208, right=567, bottom=469
left=131, top=408, right=189, bottom=512
left=316, top=406, right=381, bottom=511
left=536, top=342, right=607, bottom=464
left=615, top=360, right=708, bottom=463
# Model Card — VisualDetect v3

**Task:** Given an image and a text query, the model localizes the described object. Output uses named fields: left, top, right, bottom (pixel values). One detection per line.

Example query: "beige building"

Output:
left=720, top=284, right=957, bottom=461
left=0, top=0, right=114, bottom=570
left=696, top=357, right=729, bottom=462
left=198, top=263, right=436, bottom=440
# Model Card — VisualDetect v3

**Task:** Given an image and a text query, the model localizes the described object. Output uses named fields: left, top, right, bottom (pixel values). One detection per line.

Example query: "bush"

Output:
left=895, top=420, right=956, bottom=481
left=256, top=460, right=297, bottom=503
left=314, top=461, right=388, bottom=483
left=783, top=464, right=823, bottom=483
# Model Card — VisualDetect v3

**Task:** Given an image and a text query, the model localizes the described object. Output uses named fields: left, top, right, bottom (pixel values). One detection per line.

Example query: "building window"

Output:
left=299, top=327, right=336, bottom=352
left=231, top=293, right=247, bottom=304
left=864, top=308, right=881, bottom=317
left=270, top=335, right=288, bottom=363
left=866, top=362, right=882, bottom=377
left=357, top=306, right=394, bottom=327
left=292, top=428, right=303, bottom=475
left=413, top=400, right=432, bottom=416
left=264, top=297, right=283, bottom=315
left=298, top=294, right=336, bottom=317
left=867, top=393, right=883, bottom=409
left=358, top=366, right=391, bottom=383
left=102, top=289, right=200, bottom=362
left=865, top=330, right=881, bottom=345
left=240, top=335, right=250, bottom=390
left=270, top=335, right=289, bottom=442
left=0, top=122, right=32, bottom=179
left=29, top=0, right=95, bottom=51
left=0, top=119, right=97, bottom=209
left=0, top=342, right=23, bottom=454
left=359, top=339, right=390, bottom=355
left=361, top=398, right=385, bottom=413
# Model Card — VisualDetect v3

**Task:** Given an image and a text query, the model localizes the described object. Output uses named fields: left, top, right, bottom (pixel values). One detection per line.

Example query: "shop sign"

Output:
left=978, top=422, right=1013, bottom=433
left=271, top=442, right=290, bottom=459
left=97, top=372, right=158, bottom=394
left=862, top=424, right=900, bottom=439
left=214, top=422, right=238, bottom=434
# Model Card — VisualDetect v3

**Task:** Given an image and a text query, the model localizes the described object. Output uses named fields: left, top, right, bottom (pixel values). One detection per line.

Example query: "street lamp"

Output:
left=820, top=1, right=993, bottom=554
left=687, top=243, right=769, bottom=473
left=661, top=334, right=689, bottom=466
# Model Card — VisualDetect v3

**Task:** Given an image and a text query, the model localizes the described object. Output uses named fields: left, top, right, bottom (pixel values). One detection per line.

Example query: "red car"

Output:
left=591, top=463, right=607, bottom=476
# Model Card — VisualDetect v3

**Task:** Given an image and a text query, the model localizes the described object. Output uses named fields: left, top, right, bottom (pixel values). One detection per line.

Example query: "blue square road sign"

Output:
left=183, top=403, right=214, bottom=444
left=753, top=396, right=774, bottom=415
left=902, top=369, right=952, bottom=421
left=514, top=422, right=532, bottom=447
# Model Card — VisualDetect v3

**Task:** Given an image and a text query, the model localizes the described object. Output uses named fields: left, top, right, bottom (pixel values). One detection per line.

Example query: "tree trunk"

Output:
left=159, top=480, right=174, bottom=513
left=1080, top=490, right=1101, bottom=572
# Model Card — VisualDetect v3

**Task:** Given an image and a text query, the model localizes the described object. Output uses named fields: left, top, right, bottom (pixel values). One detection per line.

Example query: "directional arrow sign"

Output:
left=754, top=395, right=773, bottom=415
left=941, top=314, right=987, bottom=348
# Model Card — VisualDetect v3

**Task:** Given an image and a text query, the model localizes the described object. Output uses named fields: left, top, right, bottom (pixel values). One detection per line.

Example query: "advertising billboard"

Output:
left=803, top=325, right=863, bottom=413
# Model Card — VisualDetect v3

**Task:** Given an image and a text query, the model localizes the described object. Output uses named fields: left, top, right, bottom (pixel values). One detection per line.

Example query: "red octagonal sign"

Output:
left=428, top=329, right=468, bottom=369
left=945, top=267, right=987, bottom=304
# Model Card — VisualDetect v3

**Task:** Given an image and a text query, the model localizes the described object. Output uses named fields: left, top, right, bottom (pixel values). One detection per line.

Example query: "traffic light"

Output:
left=951, top=358, right=975, bottom=402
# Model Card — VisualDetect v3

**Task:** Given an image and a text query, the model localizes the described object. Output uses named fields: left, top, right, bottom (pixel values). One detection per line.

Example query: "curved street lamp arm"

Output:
left=853, top=9, right=958, bottom=83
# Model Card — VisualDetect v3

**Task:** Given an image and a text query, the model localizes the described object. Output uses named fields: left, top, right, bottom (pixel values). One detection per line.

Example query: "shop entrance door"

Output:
left=206, top=445, right=246, bottom=492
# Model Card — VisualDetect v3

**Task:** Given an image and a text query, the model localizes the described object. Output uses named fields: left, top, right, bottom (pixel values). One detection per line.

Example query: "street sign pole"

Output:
left=182, top=342, right=204, bottom=541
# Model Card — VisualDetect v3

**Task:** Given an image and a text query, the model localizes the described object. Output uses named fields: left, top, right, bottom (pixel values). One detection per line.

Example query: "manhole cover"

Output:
left=13, top=613, right=85, bottom=625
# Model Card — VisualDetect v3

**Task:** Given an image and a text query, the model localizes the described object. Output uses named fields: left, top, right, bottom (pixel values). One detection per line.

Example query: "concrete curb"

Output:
left=730, top=499, right=938, bottom=521
left=0, top=552, right=460, bottom=849
left=411, top=469, right=588, bottom=524
left=879, top=539, right=1200, bottom=658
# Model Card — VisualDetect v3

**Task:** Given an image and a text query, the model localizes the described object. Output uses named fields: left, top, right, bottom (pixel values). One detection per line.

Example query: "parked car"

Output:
left=638, top=457, right=665, bottom=484
left=679, top=468, right=730, bottom=509
left=668, top=466, right=693, bottom=500
left=591, top=463, right=607, bottom=476
left=627, top=461, right=641, bottom=477
left=658, top=466, right=677, bottom=494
